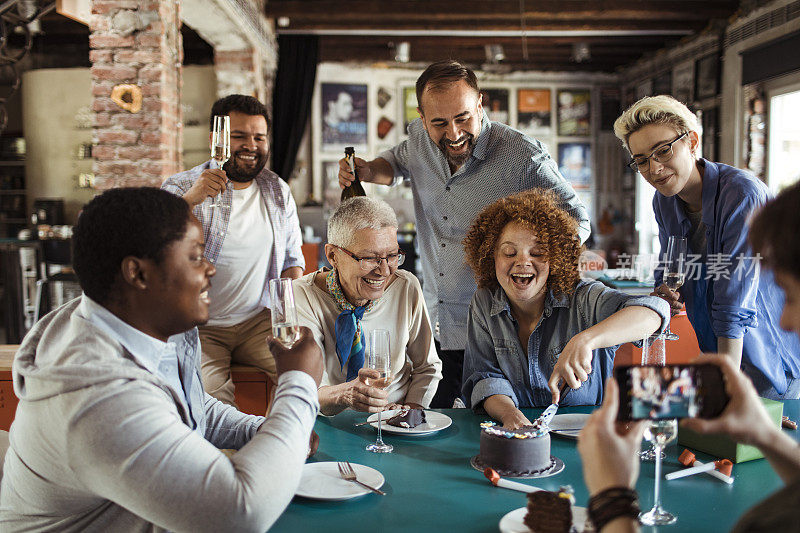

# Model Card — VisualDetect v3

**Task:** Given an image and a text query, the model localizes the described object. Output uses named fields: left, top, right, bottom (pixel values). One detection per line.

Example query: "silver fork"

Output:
left=337, top=461, right=385, bottom=495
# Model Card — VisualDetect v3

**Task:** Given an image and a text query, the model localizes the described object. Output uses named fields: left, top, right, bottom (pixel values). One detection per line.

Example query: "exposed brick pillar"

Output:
left=90, top=0, right=183, bottom=189
left=214, top=47, right=266, bottom=103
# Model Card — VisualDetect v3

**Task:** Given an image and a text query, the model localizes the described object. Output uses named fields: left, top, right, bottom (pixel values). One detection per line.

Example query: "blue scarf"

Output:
left=326, top=270, right=375, bottom=381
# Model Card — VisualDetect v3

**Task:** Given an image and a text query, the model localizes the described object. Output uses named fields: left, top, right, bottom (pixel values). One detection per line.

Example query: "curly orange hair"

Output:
left=463, top=190, right=581, bottom=296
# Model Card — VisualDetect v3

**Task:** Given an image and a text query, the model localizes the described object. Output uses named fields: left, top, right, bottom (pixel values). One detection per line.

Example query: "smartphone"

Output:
left=615, top=364, right=729, bottom=421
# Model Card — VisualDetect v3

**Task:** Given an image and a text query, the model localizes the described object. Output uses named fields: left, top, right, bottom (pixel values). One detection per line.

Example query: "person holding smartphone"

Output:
left=614, top=95, right=800, bottom=399
left=577, top=181, right=800, bottom=533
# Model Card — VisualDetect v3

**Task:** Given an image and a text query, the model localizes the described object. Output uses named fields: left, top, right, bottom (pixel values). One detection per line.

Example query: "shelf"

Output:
left=0, top=160, right=25, bottom=167
left=0, top=219, right=26, bottom=223
left=0, top=190, right=24, bottom=194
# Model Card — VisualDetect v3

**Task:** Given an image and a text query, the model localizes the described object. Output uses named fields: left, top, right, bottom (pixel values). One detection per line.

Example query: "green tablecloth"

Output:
left=272, top=403, right=800, bottom=532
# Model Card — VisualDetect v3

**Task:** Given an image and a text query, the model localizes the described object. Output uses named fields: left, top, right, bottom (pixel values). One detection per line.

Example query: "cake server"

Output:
left=538, top=383, right=571, bottom=429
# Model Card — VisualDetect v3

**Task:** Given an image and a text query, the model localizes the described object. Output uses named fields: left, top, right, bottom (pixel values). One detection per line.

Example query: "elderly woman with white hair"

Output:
left=294, top=197, right=442, bottom=415
left=614, top=95, right=800, bottom=399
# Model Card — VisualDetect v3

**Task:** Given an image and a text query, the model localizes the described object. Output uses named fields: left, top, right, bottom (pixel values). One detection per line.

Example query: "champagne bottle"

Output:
left=341, top=146, right=367, bottom=200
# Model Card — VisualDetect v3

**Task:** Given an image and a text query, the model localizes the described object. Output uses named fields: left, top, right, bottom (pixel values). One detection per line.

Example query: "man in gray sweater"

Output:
left=0, top=187, right=323, bottom=532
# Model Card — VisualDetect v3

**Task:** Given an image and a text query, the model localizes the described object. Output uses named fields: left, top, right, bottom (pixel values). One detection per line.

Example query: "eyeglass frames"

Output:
left=333, top=245, right=406, bottom=271
left=628, top=132, right=689, bottom=173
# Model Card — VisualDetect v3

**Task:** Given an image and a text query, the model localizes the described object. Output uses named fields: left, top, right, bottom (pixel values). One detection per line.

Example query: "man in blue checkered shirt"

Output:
left=163, top=95, right=305, bottom=407
left=339, top=61, right=590, bottom=408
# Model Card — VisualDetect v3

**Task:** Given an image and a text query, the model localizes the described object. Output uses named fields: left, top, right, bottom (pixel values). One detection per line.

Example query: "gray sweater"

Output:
left=0, top=296, right=319, bottom=532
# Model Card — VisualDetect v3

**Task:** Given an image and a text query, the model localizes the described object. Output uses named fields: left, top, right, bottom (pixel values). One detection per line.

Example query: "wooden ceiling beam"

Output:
left=266, top=1, right=737, bottom=21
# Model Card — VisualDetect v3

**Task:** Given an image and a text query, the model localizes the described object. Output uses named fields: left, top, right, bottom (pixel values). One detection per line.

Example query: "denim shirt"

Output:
left=462, top=280, right=669, bottom=408
left=652, top=159, right=800, bottom=393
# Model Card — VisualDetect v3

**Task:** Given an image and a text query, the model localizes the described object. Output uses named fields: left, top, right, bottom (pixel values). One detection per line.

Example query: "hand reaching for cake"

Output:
left=483, top=394, right=533, bottom=429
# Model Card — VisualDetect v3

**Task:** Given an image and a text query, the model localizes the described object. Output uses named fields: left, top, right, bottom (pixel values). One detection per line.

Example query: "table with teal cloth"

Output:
left=272, top=403, right=800, bottom=532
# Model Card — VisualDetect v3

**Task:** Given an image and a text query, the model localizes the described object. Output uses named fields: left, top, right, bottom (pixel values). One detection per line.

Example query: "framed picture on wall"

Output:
left=321, top=83, right=367, bottom=153
left=557, top=89, right=591, bottom=136
left=672, top=61, right=694, bottom=104
left=401, top=86, right=419, bottom=134
left=695, top=54, right=719, bottom=100
left=480, top=88, right=510, bottom=125
left=517, top=88, right=552, bottom=133
left=557, top=142, right=592, bottom=190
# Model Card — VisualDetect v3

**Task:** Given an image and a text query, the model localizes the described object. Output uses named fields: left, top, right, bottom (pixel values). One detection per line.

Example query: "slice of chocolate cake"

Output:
left=524, top=487, right=575, bottom=533
left=386, top=408, right=426, bottom=428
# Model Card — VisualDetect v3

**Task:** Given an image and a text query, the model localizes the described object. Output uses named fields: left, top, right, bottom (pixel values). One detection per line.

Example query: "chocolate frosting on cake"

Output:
left=387, top=408, right=426, bottom=428
left=477, top=425, right=552, bottom=476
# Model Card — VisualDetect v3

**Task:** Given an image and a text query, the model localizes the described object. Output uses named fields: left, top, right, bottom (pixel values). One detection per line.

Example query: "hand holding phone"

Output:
left=615, top=363, right=729, bottom=421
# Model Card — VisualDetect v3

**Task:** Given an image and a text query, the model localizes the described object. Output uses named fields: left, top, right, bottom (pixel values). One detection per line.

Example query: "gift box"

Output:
left=677, top=398, right=783, bottom=463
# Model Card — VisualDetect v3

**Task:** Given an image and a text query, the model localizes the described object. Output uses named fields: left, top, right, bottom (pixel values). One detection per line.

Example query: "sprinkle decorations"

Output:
left=479, top=421, right=548, bottom=439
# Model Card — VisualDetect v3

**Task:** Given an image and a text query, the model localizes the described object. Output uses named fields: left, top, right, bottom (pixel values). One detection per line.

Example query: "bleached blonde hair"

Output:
left=613, top=95, right=701, bottom=151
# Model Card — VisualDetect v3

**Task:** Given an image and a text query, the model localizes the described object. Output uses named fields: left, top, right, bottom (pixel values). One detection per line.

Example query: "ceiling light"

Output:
left=485, top=44, right=505, bottom=63
left=394, top=41, right=410, bottom=63
left=277, top=17, right=290, bottom=27
left=571, top=42, right=590, bottom=63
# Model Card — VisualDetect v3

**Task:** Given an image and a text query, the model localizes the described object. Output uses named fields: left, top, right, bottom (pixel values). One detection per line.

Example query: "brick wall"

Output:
left=90, top=0, right=183, bottom=189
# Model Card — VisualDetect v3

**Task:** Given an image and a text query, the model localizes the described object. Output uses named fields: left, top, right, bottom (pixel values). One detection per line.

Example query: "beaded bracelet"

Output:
left=587, top=487, right=640, bottom=532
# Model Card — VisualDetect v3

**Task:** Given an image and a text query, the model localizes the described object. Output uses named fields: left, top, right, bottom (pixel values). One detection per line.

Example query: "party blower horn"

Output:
left=665, top=449, right=734, bottom=484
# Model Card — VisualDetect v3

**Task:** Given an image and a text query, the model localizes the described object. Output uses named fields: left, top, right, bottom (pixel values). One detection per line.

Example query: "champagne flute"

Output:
left=639, top=333, right=667, bottom=461
left=640, top=419, right=678, bottom=525
left=269, top=278, right=300, bottom=348
left=210, top=115, right=230, bottom=210
left=366, top=329, right=393, bottom=453
left=662, top=236, right=688, bottom=340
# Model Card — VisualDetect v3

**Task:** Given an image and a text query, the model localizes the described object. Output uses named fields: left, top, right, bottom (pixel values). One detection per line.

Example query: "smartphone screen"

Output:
left=615, top=364, right=728, bottom=421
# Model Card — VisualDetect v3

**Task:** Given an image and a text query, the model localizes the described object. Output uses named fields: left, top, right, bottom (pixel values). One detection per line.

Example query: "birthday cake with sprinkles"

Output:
left=472, top=421, right=557, bottom=477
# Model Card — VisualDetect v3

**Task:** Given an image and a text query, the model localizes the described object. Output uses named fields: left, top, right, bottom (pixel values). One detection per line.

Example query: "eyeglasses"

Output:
left=333, top=245, right=405, bottom=271
left=628, top=132, right=689, bottom=173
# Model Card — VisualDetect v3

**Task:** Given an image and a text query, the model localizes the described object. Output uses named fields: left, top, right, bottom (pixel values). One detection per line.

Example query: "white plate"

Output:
left=499, top=505, right=589, bottom=533
left=295, top=462, right=385, bottom=501
left=366, top=409, right=452, bottom=435
left=549, top=413, right=591, bottom=439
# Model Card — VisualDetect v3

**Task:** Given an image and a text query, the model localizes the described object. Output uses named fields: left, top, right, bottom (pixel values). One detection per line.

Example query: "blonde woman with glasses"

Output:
left=614, top=95, right=800, bottom=399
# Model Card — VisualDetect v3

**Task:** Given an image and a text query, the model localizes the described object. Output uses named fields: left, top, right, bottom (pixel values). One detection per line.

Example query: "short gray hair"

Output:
left=614, top=95, right=700, bottom=151
left=327, top=197, right=398, bottom=248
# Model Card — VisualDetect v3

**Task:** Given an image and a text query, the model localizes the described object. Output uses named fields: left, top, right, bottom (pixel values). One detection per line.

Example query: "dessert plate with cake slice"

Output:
left=548, top=413, right=591, bottom=439
left=366, top=408, right=452, bottom=435
left=295, top=462, right=385, bottom=501
left=498, top=505, right=590, bottom=533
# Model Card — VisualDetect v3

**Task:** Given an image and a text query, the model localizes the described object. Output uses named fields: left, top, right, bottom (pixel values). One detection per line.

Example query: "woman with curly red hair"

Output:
left=462, top=190, right=669, bottom=428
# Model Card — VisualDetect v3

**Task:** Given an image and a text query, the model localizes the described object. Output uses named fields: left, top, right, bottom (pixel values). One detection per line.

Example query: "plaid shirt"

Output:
left=162, top=161, right=305, bottom=309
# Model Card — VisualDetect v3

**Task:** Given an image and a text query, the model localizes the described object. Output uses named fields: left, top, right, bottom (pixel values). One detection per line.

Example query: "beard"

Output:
left=437, top=133, right=476, bottom=168
left=223, top=149, right=269, bottom=182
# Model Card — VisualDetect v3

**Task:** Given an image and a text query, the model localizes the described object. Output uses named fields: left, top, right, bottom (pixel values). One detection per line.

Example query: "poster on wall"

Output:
left=480, top=88, right=510, bottom=124
left=321, top=83, right=367, bottom=152
left=517, top=89, right=551, bottom=133
left=695, top=54, right=719, bottom=100
left=672, top=61, right=694, bottom=105
left=557, top=142, right=592, bottom=190
left=557, top=89, right=591, bottom=136
left=402, top=86, right=419, bottom=134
